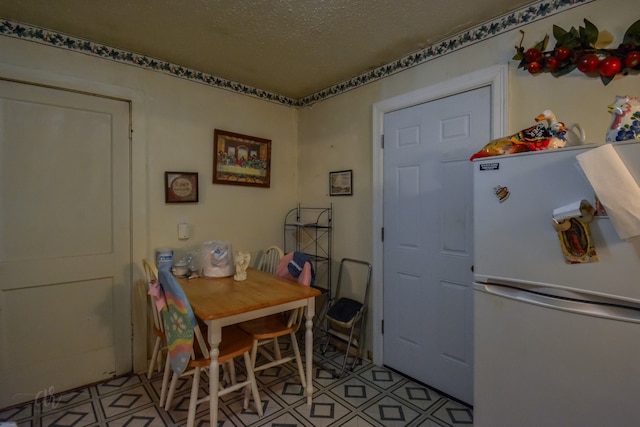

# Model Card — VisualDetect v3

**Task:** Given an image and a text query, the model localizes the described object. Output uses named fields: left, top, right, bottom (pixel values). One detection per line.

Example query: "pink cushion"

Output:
left=275, top=252, right=312, bottom=286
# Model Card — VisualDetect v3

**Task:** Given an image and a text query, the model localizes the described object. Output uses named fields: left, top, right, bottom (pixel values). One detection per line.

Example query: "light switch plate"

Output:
left=178, top=223, right=189, bottom=239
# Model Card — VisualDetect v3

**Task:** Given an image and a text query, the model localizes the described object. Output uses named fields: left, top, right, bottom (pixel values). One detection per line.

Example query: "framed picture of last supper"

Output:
left=212, top=129, right=271, bottom=188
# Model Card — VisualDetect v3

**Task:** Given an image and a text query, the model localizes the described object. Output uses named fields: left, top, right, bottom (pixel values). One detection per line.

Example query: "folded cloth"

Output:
left=288, top=251, right=315, bottom=285
left=147, top=279, right=166, bottom=312
left=158, top=269, right=196, bottom=376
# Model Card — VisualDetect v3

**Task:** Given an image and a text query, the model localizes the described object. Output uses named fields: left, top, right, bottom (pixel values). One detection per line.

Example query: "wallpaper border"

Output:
left=0, top=0, right=592, bottom=107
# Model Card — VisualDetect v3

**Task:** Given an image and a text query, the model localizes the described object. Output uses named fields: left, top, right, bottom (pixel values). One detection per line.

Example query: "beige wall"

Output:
left=298, top=0, right=638, bottom=358
left=0, top=35, right=299, bottom=371
left=300, top=0, right=638, bottom=264
left=0, top=0, right=637, bottom=367
left=0, top=35, right=299, bottom=263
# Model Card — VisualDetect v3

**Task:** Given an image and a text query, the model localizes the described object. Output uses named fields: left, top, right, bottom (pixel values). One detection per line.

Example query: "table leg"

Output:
left=207, top=321, right=222, bottom=426
left=305, top=297, right=316, bottom=406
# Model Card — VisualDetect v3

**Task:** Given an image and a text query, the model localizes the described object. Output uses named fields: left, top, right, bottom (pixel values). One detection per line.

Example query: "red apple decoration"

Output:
left=577, top=54, right=600, bottom=73
left=625, top=51, right=640, bottom=68
left=524, top=48, right=543, bottom=63
left=599, top=56, right=622, bottom=77
left=545, top=56, right=559, bottom=72
left=527, top=61, right=542, bottom=74
left=555, top=47, right=571, bottom=61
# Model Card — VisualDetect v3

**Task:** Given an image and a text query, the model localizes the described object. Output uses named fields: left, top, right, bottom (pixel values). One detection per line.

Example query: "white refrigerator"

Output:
left=473, top=143, right=640, bottom=427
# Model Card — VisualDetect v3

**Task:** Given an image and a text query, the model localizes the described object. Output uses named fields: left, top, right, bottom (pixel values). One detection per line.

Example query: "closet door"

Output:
left=0, top=79, right=131, bottom=408
left=383, top=86, right=490, bottom=404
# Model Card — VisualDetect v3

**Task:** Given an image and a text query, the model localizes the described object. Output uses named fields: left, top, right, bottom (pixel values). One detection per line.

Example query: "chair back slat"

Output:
left=258, top=245, right=284, bottom=274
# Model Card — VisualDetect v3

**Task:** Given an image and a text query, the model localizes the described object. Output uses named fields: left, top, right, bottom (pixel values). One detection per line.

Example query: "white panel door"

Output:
left=0, top=80, right=131, bottom=408
left=383, top=87, right=490, bottom=404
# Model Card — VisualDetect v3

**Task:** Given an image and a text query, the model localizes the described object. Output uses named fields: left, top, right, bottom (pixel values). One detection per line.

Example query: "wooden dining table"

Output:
left=177, top=268, right=321, bottom=425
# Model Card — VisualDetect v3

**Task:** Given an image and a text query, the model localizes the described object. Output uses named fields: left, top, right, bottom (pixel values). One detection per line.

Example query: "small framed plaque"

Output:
left=329, top=169, right=353, bottom=196
left=165, top=171, right=199, bottom=203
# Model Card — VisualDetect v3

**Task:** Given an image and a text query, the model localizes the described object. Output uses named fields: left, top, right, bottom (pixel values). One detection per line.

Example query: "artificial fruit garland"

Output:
left=514, top=18, right=640, bottom=85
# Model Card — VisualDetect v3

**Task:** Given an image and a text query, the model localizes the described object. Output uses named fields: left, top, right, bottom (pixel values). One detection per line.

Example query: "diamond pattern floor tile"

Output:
left=1, top=337, right=473, bottom=426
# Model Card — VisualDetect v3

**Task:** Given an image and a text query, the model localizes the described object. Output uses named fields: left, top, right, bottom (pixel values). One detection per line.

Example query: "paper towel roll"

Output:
left=576, top=144, right=640, bottom=240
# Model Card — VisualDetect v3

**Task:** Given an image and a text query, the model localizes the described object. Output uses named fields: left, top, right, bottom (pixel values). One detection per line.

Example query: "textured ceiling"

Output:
left=0, top=0, right=535, bottom=99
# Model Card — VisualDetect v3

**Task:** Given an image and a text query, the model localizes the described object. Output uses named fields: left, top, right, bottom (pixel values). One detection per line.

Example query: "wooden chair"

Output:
left=157, top=270, right=263, bottom=427
left=142, top=258, right=166, bottom=379
left=256, top=245, right=284, bottom=275
left=239, top=252, right=312, bottom=405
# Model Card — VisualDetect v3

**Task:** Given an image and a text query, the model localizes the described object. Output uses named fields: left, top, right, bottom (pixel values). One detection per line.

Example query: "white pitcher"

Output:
left=564, top=123, right=586, bottom=146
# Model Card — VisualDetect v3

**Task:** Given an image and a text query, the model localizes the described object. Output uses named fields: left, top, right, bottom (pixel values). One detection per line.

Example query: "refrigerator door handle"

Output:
left=477, top=283, right=640, bottom=323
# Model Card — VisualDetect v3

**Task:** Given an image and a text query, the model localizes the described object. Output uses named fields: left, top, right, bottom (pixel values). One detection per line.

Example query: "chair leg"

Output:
left=290, top=332, right=306, bottom=389
left=244, top=340, right=260, bottom=409
left=159, top=353, right=172, bottom=407
left=244, top=351, right=263, bottom=416
left=147, top=336, right=162, bottom=379
left=164, top=371, right=179, bottom=411
left=250, top=339, right=259, bottom=371
left=227, top=360, right=237, bottom=385
left=186, top=367, right=201, bottom=427
left=351, top=319, right=366, bottom=371
left=342, top=326, right=356, bottom=375
left=321, top=328, right=331, bottom=354
left=273, top=337, right=282, bottom=360
left=337, top=323, right=359, bottom=377
left=156, top=346, right=166, bottom=373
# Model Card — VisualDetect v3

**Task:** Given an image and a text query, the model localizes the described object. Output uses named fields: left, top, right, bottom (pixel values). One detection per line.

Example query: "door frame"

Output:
left=371, top=64, right=508, bottom=366
left=0, top=63, right=149, bottom=374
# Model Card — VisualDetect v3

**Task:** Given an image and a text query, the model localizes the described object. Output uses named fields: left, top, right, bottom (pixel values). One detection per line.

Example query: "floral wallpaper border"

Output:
left=301, top=0, right=593, bottom=106
left=0, top=0, right=592, bottom=107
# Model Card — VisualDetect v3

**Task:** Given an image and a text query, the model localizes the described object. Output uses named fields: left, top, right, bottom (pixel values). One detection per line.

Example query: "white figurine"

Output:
left=606, top=95, right=640, bottom=142
left=535, top=109, right=585, bottom=146
left=233, top=250, right=251, bottom=281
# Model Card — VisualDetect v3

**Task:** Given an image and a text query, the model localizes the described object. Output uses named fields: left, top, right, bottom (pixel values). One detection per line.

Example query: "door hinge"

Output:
left=381, top=134, right=384, bottom=149
left=381, top=319, right=384, bottom=335
left=381, top=227, right=384, bottom=242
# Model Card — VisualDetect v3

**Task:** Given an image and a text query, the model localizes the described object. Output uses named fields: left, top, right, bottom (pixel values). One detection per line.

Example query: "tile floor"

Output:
left=0, top=337, right=473, bottom=426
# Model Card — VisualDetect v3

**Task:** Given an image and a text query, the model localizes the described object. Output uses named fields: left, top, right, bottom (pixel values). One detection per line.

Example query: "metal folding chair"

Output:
left=322, top=258, right=372, bottom=377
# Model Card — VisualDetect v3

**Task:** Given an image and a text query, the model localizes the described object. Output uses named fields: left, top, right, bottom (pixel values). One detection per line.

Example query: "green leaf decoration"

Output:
left=551, top=62, right=577, bottom=78
left=579, top=19, right=599, bottom=48
left=558, top=27, right=581, bottom=49
left=513, top=46, right=524, bottom=61
left=553, top=25, right=568, bottom=43
left=600, top=74, right=614, bottom=86
left=623, top=19, right=640, bottom=47
left=533, top=34, right=550, bottom=51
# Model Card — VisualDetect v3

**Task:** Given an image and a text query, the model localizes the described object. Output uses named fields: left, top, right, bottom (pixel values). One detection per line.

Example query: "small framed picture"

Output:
left=329, top=169, right=353, bottom=196
left=165, top=172, right=199, bottom=203
left=213, top=129, right=271, bottom=188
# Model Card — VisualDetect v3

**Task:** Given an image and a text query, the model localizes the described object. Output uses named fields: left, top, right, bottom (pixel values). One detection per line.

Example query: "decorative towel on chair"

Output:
left=158, top=270, right=196, bottom=376
left=288, top=251, right=315, bottom=285
left=147, top=279, right=166, bottom=312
